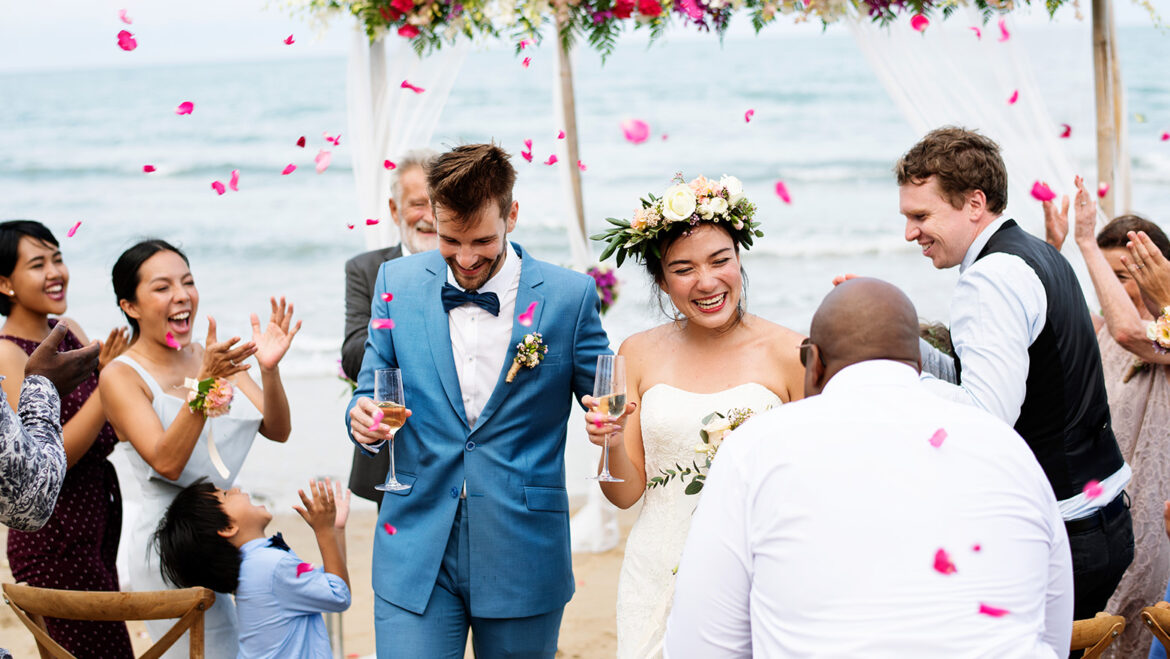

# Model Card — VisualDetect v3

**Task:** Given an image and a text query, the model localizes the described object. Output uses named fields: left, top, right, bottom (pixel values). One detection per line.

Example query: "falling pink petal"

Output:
left=295, top=562, right=314, bottom=577
left=296, top=136, right=306, bottom=148
left=1030, top=181, right=1056, bottom=202
left=544, top=154, right=558, bottom=166
left=228, top=169, right=239, bottom=192
left=522, top=57, right=531, bottom=68
left=557, top=130, right=565, bottom=139
left=143, top=165, right=156, bottom=173
left=175, top=101, right=194, bottom=115
left=972, top=544, right=982, bottom=552
left=284, top=34, right=295, bottom=45
left=774, top=180, right=792, bottom=204
left=661, top=133, right=669, bottom=141
left=1162, top=132, right=1169, bottom=141
left=66, top=221, right=81, bottom=238
left=211, top=181, right=226, bottom=195
left=1098, top=182, right=1110, bottom=198
left=969, top=26, right=982, bottom=39
left=910, top=14, right=929, bottom=32
left=315, top=149, right=332, bottom=174
left=383, top=160, right=396, bottom=170
left=400, top=80, right=425, bottom=94
left=165, top=332, right=180, bottom=350
left=365, top=218, right=379, bottom=226
left=346, top=223, right=354, bottom=230
left=116, top=30, right=137, bottom=51
left=324, top=132, right=341, bottom=146
left=371, top=318, right=395, bottom=330
left=381, top=293, right=393, bottom=302
left=369, top=408, right=384, bottom=432
left=383, top=522, right=398, bottom=535
left=281, top=164, right=296, bottom=175
left=744, top=109, right=755, bottom=123
left=1059, top=124, right=1072, bottom=138
left=524, top=138, right=533, bottom=151
left=577, top=160, right=586, bottom=172
left=933, top=548, right=957, bottom=575
left=1007, top=90, right=1019, bottom=105
left=518, top=301, right=537, bottom=327
left=521, top=151, right=533, bottom=163
left=929, top=428, right=947, bottom=448
left=998, top=17, right=1010, bottom=42
left=519, top=38, right=534, bottom=50
left=979, top=603, right=1010, bottom=617
left=620, top=119, right=650, bottom=145
left=1083, top=479, right=1104, bottom=498
left=118, top=9, right=132, bottom=24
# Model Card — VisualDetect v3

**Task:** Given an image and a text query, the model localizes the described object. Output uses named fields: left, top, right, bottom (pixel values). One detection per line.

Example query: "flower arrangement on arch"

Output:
left=586, top=264, right=620, bottom=315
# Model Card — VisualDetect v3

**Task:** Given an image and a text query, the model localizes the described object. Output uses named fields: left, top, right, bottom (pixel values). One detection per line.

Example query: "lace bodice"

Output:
left=616, top=382, right=782, bottom=659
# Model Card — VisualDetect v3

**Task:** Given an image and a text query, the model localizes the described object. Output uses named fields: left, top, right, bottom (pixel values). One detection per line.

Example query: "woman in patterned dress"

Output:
left=0, top=220, right=133, bottom=657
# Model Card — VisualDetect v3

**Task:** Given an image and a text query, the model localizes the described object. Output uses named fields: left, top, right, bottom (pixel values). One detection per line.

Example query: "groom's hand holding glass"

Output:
left=349, top=397, right=413, bottom=446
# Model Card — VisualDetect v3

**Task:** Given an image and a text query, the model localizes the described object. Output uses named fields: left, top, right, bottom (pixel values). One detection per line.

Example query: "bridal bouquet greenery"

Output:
left=647, top=406, right=759, bottom=495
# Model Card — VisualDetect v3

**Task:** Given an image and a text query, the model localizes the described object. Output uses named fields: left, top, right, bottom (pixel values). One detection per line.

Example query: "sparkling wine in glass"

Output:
left=373, top=368, right=411, bottom=492
left=588, top=354, right=626, bottom=483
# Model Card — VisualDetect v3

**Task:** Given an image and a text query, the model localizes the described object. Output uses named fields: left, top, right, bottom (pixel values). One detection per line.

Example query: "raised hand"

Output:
left=332, top=480, right=351, bottom=530
left=1124, top=230, right=1170, bottom=310
left=582, top=394, right=636, bottom=448
left=293, top=478, right=337, bottom=535
left=98, top=327, right=131, bottom=372
left=252, top=297, right=302, bottom=371
left=197, top=316, right=256, bottom=381
left=1071, top=176, right=1098, bottom=247
left=1041, top=191, right=1070, bottom=251
left=26, top=323, right=100, bottom=396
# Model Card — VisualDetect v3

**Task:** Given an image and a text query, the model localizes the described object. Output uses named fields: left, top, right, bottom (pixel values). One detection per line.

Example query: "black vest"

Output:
left=956, top=220, right=1123, bottom=500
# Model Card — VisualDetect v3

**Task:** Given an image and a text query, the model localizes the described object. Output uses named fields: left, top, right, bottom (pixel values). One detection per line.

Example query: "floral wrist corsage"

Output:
left=185, top=377, right=234, bottom=417
left=1146, top=307, right=1170, bottom=354
left=506, top=333, right=547, bottom=383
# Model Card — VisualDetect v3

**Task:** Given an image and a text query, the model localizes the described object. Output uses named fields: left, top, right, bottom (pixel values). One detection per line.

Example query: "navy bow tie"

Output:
left=267, top=532, right=290, bottom=552
left=441, top=282, right=500, bottom=316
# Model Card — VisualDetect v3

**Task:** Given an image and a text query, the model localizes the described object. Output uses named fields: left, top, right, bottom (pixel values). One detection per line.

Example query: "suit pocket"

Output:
left=384, top=471, right=417, bottom=496
left=524, top=486, right=569, bottom=512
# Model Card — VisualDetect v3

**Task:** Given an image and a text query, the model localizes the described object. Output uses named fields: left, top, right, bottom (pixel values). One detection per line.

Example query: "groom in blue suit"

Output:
left=347, top=143, right=611, bottom=657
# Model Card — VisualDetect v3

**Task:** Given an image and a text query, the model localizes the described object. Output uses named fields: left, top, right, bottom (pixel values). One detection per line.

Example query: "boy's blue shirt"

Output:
left=235, top=536, right=351, bottom=659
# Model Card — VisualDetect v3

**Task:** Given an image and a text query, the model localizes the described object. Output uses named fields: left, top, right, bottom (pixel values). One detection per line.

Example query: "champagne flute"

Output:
left=588, top=354, right=626, bottom=483
left=373, top=368, right=411, bottom=492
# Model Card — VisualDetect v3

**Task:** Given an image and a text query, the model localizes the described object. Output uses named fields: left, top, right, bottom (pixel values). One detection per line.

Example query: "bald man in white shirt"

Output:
left=664, top=279, right=1073, bottom=658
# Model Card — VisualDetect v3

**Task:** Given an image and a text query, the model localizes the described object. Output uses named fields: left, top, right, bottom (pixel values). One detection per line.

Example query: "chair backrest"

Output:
left=1141, top=602, right=1170, bottom=654
left=1070, top=612, right=1126, bottom=659
left=2, top=583, right=215, bottom=659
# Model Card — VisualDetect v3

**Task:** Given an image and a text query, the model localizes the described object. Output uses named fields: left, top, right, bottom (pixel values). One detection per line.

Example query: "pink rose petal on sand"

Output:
left=1008, top=90, right=1019, bottom=105
left=621, top=119, right=650, bottom=145
left=118, top=9, right=132, bottom=24
left=929, top=428, right=947, bottom=448
left=295, top=562, right=314, bottom=577
left=933, top=548, right=957, bottom=575
left=401, top=80, right=425, bottom=94
left=284, top=34, right=295, bottom=45
left=175, top=101, right=194, bottom=115
left=979, top=603, right=1010, bottom=617
left=910, top=14, right=929, bottom=32
left=774, top=180, right=792, bottom=204
left=371, top=318, right=395, bottom=330
left=1030, top=181, right=1056, bottom=202
left=744, top=109, right=755, bottom=123
left=296, top=136, right=306, bottom=148
left=518, top=301, right=537, bottom=327
left=1098, top=182, right=1110, bottom=198
left=143, top=165, right=156, bottom=173
left=384, top=160, right=396, bottom=170
left=117, top=30, right=137, bottom=51
left=557, top=130, right=565, bottom=139
left=315, top=149, right=332, bottom=174
left=381, top=293, right=393, bottom=302
left=383, top=522, right=397, bottom=535
left=228, top=169, right=239, bottom=192
left=521, top=151, right=533, bottom=163
left=1060, top=124, right=1072, bottom=138
left=165, top=332, right=180, bottom=350
left=544, top=154, right=558, bottom=166
left=1083, top=479, right=1104, bottom=498
left=211, top=181, right=226, bottom=195
left=369, top=408, right=384, bottom=432
left=281, top=164, right=296, bottom=175
left=365, top=219, right=379, bottom=226
left=577, top=160, right=586, bottom=172
left=522, top=57, right=531, bottom=68
left=998, top=17, right=1010, bottom=42
left=969, top=26, right=982, bottom=39
left=66, top=221, right=81, bottom=238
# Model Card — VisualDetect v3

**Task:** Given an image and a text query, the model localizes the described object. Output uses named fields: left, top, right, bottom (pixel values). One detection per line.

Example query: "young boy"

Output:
left=155, top=478, right=351, bottom=658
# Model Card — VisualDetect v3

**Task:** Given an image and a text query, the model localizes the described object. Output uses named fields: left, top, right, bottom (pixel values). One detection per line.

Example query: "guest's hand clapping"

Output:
left=582, top=394, right=637, bottom=449
left=1125, top=230, right=1170, bottom=310
left=1070, top=176, right=1099, bottom=247
left=98, top=327, right=131, bottom=372
left=196, top=316, right=256, bottom=381
left=251, top=297, right=302, bottom=372
left=26, top=323, right=100, bottom=396
left=1040, top=189, right=1070, bottom=251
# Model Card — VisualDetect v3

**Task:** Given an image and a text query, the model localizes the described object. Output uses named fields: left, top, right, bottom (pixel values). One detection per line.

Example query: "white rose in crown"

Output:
left=707, top=196, right=729, bottom=216
left=720, top=175, right=745, bottom=205
left=662, top=184, right=697, bottom=222
left=697, top=203, right=714, bottom=220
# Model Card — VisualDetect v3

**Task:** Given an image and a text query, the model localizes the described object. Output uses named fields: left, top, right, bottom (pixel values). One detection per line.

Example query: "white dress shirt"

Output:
left=919, top=216, right=1129, bottom=519
left=664, top=361, right=1074, bottom=659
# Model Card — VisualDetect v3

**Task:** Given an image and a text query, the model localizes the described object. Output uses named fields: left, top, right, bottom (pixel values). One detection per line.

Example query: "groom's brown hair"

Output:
left=895, top=126, right=1008, bottom=215
left=427, top=143, right=516, bottom=222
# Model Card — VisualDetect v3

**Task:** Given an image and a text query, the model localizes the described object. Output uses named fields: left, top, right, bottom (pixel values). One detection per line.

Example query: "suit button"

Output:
left=450, top=487, right=459, bottom=498
left=465, top=441, right=476, bottom=451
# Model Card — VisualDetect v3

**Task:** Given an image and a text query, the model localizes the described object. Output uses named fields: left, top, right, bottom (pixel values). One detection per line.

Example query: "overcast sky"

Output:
left=0, top=0, right=1159, bottom=73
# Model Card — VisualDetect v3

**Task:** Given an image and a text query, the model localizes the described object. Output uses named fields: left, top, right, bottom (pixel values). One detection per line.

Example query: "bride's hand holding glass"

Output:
left=251, top=296, right=302, bottom=371
left=582, top=395, right=636, bottom=449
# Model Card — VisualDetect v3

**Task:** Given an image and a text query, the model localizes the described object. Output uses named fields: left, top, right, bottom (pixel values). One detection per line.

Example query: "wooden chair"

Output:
left=2, top=583, right=215, bottom=659
left=1070, top=611, right=1126, bottom=659
left=1141, top=601, right=1170, bottom=654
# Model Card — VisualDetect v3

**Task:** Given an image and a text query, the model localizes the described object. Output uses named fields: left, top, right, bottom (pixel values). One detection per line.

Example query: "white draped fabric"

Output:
left=347, top=25, right=468, bottom=249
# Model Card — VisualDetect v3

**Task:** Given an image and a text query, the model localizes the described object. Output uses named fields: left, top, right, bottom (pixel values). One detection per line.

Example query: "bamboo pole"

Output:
left=554, top=10, right=588, bottom=249
left=1107, top=2, right=1131, bottom=212
left=1092, top=0, right=1117, bottom=219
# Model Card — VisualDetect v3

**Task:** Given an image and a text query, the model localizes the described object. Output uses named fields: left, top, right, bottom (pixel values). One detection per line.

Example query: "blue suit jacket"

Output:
left=345, top=243, right=611, bottom=618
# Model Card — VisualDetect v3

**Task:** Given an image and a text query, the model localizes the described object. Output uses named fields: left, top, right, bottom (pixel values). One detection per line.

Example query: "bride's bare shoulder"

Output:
left=618, top=324, right=677, bottom=356
left=746, top=314, right=806, bottom=344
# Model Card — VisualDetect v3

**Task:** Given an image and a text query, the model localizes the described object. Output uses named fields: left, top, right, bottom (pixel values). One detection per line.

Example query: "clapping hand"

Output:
left=1124, top=230, right=1170, bottom=311
left=252, top=297, right=302, bottom=371
left=98, top=327, right=131, bottom=372
left=25, top=323, right=100, bottom=396
left=197, top=316, right=256, bottom=381
left=1041, top=190, right=1070, bottom=251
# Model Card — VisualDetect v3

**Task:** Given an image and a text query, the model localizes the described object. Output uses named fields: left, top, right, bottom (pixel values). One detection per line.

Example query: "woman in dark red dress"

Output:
left=0, top=220, right=132, bottom=657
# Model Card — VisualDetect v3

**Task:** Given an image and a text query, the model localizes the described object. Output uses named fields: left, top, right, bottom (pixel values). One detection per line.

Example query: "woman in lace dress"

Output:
left=1044, top=178, right=1170, bottom=658
left=585, top=176, right=805, bottom=658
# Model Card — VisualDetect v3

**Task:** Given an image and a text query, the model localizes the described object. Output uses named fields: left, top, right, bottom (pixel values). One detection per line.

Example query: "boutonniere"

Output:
left=506, top=333, right=548, bottom=383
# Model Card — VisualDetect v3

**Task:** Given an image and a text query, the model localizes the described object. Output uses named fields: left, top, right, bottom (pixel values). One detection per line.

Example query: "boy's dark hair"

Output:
left=427, top=143, right=516, bottom=223
left=154, top=478, right=241, bottom=593
left=0, top=220, right=59, bottom=316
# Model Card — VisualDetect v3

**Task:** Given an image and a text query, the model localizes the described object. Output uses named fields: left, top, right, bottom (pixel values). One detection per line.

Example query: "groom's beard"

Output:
left=447, top=246, right=506, bottom=292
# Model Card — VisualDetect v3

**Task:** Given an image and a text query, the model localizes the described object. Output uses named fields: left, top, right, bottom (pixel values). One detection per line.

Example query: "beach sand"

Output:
left=1, top=505, right=638, bottom=657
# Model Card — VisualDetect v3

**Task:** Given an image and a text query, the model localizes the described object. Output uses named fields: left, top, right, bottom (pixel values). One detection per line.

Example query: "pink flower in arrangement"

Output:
left=621, top=119, right=650, bottom=144
left=281, top=164, right=296, bottom=175
left=391, top=0, right=413, bottom=13
left=203, top=380, right=234, bottom=417
left=1059, top=124, right=1071, bottom=138
left=117, top=30, right=137, bottom=51
left=933, top=548, right=957, bottom=575
left=1029, top=181, right=1056, bottom=202
left=67, top=221, right=82, bottom=238
left=118, top=9, right=132, bottom=24
left=398, top=24, right=420, bottom=38
left=284, top=34, right=295, bottom=45
left=678, top=0, right=703, bottom=21
left=384, top=160, right=396, bottom=169
left=612, top=0, right=634, bottom=19
left=1007, top=90, right=1019, bottom=105
left=175, top=101, right=194, bottom=115
left=211, top=181, right=226, bottom=195
left=910, top=14, right=929, bottom=32
left=143, top=165, right=156, bottom=173
left=637, top=0, right=662, bottom=17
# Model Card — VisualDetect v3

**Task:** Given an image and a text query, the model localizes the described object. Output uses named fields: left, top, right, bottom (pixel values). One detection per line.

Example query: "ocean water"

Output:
left=2, top=25, right=1169, bottom=505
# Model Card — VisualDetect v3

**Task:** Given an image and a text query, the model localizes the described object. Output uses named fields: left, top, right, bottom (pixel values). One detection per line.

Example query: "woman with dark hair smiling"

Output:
left=0, top=219, right=133, bottom=657
left=99, top=238, right=300, bottom=658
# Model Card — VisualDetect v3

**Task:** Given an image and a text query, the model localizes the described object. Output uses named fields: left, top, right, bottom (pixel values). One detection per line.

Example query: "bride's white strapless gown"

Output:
left=616, top=382, right=782, bottom=659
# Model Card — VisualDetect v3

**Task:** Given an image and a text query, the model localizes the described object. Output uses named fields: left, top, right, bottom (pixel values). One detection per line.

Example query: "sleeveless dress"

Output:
left=4, top=319, right=134, bottom=657
left=616, top=382, right=782, bottom=659
left=114, top=354, right=263, bottom=659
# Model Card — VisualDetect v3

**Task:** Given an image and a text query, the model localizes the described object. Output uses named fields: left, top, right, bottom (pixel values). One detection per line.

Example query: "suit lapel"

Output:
left=421, top=261, right=469, bottom=428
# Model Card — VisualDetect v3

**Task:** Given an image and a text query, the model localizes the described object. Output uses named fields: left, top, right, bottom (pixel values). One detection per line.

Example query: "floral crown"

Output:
left=592, top=174, right=762, bottom=267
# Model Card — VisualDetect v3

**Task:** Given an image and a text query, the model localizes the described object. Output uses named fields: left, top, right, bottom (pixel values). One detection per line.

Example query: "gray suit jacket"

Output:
left=342, top=243, right=402, bottom=503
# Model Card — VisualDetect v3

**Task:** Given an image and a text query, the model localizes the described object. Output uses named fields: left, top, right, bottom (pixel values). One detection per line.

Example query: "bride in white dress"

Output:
left=586, top=176, right=806, bottom=658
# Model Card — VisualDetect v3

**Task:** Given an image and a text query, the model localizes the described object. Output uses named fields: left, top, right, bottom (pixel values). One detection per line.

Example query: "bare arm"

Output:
left=293, top=479, right=350, bottom=590
left=584, top=339, right=646, bottom=509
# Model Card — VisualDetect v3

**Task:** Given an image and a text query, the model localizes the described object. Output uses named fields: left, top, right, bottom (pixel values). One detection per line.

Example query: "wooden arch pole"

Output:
left=1092, top=0, right=1122, bottom=219
left=554, top=4, right=589, bottom=265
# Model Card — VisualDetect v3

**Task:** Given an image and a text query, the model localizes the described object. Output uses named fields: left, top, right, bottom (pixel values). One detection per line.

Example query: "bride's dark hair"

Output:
left=642, top=221, right=749, bottom=328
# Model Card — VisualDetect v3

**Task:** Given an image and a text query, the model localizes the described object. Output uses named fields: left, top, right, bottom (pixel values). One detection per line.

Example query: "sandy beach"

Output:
left=1, top=505, right=639, bottom=657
